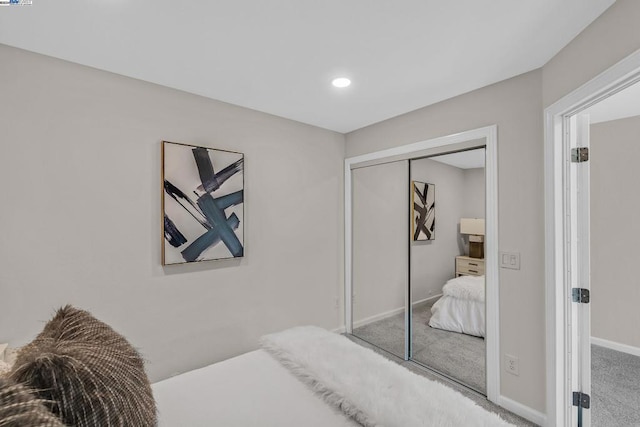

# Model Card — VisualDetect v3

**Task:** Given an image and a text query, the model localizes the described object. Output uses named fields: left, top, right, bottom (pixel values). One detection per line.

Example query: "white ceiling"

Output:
left=584, top=80, right=640, bottom=124
left=429, top=149, right=485, bottom=170
left=0, top=0, right=615, bottom=133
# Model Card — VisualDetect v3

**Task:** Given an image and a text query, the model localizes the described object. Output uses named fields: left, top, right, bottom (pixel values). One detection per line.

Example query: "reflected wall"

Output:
left=351, top=160, right=408, bottom=358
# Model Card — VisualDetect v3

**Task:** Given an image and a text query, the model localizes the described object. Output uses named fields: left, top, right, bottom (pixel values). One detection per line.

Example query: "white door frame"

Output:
left=344, top=125, right=500, bottom=404
left=544, top=48, right=640, bottom=427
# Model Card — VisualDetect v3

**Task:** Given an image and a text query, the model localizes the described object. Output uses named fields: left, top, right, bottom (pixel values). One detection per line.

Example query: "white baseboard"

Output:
left=591, top=336, right=640, bottom=357
left=352, top=308, right=403, bottom=329
left=413, top=294, right=441, bottom=306
left=352, top=294, right=442, bottom=329
left=497, top=395, right=546, bottom=426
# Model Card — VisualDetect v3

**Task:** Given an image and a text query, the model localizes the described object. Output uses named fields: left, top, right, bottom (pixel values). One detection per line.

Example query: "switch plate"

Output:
left=500, top=251, right=520, bottom=270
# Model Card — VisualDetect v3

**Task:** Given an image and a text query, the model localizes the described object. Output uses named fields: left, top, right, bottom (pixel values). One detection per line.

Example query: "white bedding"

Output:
left=154, top=327, right=513, bottom=427
left=152, top=349, right=357, bottom=427
left=261, top=326, right=512, bottom=426
left=429, top=275, right=486, bottom=337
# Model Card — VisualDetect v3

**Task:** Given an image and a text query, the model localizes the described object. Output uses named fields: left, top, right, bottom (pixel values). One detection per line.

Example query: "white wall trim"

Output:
left=498, top=395, right=547, bottom=427
left=414, top=294, right=442, bottom=305
left=344, top=155, right=353, bottom=334
left=484, top=124, right=500, bottom=405
left=344, top=125, right=500, bottom=404
left=352, top=295, right=441, bottom=329
left=332, top=325, right=347, bottom=334
left=591, top=337, right=640, bottom=357
left=544, top=47, right=640, bottom=427
left=346, top=126, right=495, bottom=167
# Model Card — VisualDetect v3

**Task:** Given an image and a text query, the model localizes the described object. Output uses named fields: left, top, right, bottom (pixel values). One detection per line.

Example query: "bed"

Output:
left=429, top=274, right=485, bottom=337
left=152, top=349, right=357, bottom=427
left=0, top=306, right=513, bottom=426
left=152, top=326, right=513, bottom=427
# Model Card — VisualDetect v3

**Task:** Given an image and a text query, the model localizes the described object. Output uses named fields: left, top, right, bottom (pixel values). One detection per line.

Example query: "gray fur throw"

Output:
left=0, top=376, right=64, bottom=427
left=10, top=305, right=157, bottom=426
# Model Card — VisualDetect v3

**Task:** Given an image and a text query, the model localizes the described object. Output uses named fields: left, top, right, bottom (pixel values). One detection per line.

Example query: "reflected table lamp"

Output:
left=460, top=218, right=485, bottom=259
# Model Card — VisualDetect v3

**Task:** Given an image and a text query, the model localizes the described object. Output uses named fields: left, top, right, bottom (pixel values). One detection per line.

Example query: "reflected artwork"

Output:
left=412, top=181, right=435, bottom=241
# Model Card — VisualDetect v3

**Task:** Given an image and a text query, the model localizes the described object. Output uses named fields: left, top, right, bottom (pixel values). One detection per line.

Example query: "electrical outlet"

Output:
left=505, top=354, right=519, bottom=376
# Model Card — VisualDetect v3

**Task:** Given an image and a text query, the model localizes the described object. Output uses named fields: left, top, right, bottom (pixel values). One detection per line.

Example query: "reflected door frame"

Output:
left=344, top=125, right=500, bottom=405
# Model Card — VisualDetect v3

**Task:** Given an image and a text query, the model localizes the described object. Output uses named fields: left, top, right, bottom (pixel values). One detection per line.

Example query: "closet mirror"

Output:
left=409, top=148, right=486, bottom=394
left=351, top=159, right=409, bottom=358
left=346, top=128, right=498, bottom=402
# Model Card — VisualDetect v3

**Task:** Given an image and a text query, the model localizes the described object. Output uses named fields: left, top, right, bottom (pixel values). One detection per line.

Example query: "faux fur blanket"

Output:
left=260, top=326, right=513, bottom=427
left=443, top=274, right=485, bottom=302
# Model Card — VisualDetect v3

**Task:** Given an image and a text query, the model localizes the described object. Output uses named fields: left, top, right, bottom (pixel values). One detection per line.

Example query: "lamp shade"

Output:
left=460, top=218, right=484, bottom=235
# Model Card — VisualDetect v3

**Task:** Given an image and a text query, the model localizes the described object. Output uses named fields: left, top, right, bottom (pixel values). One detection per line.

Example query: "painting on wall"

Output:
left=162, top=141, right=244, bottom=265
left=412, top=181, right=435, bottom=241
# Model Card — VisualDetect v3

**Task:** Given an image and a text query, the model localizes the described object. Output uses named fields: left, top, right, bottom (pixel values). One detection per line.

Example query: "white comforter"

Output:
left=153, top=327, right=513, bottom=427
left=429, top=275, right=485, bottom=337
left=153, top=350, right=356, bottom=427
left=442, top=274, right=485, bottom=301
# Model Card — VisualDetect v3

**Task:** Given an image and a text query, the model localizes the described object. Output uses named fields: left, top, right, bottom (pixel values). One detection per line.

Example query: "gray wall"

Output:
left=346, top=69, right=546, bottom=411
left=590, top=116, right=640, bottom=349
left=0, top=44, right=346, bottom=382
left=543, top=0, right=640, bottom=108
left=351, top=161, right=408, bottom=323
left=463, top=167, right=486, bottom=218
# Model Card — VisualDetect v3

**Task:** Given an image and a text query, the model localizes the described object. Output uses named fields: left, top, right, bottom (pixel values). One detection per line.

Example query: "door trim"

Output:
left=344, top=125, right=500, bottom=404
left=544, top=47, right=640, bottom=427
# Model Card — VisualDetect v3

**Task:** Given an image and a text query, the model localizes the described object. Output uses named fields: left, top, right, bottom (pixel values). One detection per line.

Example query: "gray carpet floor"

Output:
left=592, top=344, right=640, bottom=426
left=353, top=303, right=640, bottom=426
left=346, top=334, right=537, bottom=426
left=353, top=298, right=486, bottom=393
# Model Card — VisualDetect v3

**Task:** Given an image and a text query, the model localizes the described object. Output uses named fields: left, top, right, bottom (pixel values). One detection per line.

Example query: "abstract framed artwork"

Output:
left=412, top=181, right=435, bottom=241
left=162, top=141, right=244, bottom=265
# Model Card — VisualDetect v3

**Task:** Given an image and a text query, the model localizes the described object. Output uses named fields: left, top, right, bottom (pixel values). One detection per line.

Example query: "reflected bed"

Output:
left=429, top=275, right=485, bottom=337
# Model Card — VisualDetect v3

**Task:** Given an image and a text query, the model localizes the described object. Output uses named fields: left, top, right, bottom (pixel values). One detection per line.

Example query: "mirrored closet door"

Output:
left=347, top=130, right=498, bottom=401
left=409, top=148, right=486, bottom=394
left=351, top=160, right=409, bottom=359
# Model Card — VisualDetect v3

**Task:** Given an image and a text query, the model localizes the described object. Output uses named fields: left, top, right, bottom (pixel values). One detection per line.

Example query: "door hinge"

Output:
left=571, top=147, right=589, bottom=163
left=573, top=392, right=591, bottom=409
left=572, top=288, right=590, bottom=303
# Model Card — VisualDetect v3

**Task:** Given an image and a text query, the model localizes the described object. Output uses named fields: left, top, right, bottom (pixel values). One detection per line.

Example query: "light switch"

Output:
left=500, top=252, right=520, bottom=270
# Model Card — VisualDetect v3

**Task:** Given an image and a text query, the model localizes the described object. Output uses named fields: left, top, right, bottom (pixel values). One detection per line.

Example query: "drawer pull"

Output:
left=469, top=270, right=478, bottom=274
left=468, top=263, right=478, bottom=266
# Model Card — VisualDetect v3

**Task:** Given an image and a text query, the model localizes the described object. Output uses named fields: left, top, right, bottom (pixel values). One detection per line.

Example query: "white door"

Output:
left=568, top=113, right=592, bottom=427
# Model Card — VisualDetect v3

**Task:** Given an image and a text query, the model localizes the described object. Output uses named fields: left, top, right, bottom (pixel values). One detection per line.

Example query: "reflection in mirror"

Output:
left=351, top=160, right=408, bottom=358
left=410, top=148, right=486, bottom=394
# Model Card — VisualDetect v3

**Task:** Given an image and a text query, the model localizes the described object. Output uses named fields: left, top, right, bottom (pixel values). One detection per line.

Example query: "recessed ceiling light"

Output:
left=332, top=77, right=351, bottom=88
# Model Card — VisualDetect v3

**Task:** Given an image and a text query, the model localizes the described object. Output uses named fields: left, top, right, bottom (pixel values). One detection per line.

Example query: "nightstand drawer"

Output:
left=455, top=256, right=485, bottom=276
left=457, top=264, right=485, bottom=276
